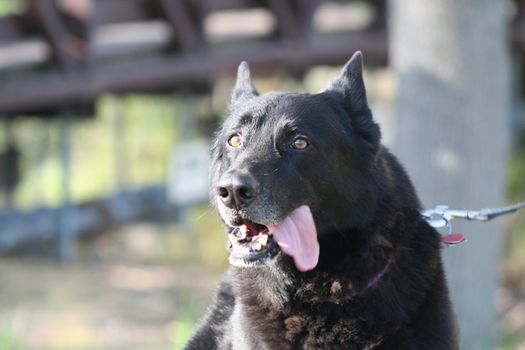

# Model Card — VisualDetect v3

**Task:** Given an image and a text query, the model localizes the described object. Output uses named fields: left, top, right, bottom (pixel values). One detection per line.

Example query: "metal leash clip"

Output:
left=420, top=202, right=525, bottom=246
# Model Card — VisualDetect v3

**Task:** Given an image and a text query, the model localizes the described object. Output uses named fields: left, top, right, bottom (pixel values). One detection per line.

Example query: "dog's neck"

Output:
left=233, top=231, right=395, bottom=309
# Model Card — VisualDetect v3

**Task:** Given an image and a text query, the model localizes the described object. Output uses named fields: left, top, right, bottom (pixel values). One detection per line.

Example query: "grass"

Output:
left=171, top=293, right=208, bottom=350
left=168, top=268, right=219, bottom=349
left=172, top=318, right=197, bottom=350
left=0, top=326, right=24, bottom=350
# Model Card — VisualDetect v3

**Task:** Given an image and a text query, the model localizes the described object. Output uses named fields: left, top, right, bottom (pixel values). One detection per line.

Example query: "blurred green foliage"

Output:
left=0, top=327, right=24, bottom=350
left=506, top=131, right=525, bottom=275
left=3, top=94, right=183, bottom=210
left=0, top=0, right=23, bottom=16
left=508, top=131, right=525, bottom=204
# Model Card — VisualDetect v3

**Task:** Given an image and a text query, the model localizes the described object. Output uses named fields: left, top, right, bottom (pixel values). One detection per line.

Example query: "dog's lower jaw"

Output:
left=228, top=240, right=281, bottom=267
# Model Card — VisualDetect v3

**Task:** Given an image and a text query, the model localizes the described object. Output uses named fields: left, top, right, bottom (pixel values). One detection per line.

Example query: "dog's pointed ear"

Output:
left=231, top=61, right=259, bottom=104
left=326, top=52, right=381, bottom=155
left=326, top=51, right=368, bottom=112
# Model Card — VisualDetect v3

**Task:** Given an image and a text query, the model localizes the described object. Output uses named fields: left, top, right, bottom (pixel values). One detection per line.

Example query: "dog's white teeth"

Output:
left=232, top=227, right=247, bottom=240
left=228, top=234, right=238, bottom=246
left=239, top=225, right=248, bottom=239
left=252, top=235, right=269, bottom=251
left=258, top=235, right=268, bottom=247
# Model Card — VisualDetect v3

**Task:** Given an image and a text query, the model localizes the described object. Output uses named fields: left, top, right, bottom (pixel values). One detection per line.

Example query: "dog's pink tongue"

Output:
left=268, top=205, right=319, bottom=272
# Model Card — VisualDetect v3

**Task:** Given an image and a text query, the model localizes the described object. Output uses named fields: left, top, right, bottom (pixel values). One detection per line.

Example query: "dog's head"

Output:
left=210, top=52, right=381, bottom=271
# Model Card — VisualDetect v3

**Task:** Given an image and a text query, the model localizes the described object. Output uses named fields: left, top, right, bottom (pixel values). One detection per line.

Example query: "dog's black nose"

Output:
left=217, top=171, right=258, bottom=209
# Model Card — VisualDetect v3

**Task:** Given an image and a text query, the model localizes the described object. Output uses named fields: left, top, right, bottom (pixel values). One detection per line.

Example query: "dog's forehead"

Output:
left=227, top=92, right=328, bottom=129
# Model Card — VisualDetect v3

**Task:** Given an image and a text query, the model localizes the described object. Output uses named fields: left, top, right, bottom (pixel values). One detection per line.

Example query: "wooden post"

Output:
left=389, top=0, right=510, bottom=347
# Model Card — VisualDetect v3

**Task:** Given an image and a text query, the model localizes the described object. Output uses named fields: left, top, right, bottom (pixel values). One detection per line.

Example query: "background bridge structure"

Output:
left=0, top=0, right=389, bottom=116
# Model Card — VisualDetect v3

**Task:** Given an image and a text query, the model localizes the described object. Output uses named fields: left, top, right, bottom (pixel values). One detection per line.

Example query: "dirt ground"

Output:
left=0, top=223, right=224, bottom=350
left=1, top=220, right=524, bottom=349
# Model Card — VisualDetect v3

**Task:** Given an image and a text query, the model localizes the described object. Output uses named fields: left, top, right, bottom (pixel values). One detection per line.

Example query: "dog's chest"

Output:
left=230, top=299, right=387, bottom=350
left=229, top=268, right=390, bottom=349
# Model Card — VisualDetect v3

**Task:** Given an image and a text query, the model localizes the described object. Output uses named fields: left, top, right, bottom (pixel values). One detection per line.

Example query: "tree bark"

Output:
left=389, top=0, right=510, bottom=348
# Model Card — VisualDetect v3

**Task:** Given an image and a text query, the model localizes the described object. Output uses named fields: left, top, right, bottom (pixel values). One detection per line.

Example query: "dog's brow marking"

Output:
left=275, top=121, right=298, bottom=142
left=239, top=114, right=253, bottom=126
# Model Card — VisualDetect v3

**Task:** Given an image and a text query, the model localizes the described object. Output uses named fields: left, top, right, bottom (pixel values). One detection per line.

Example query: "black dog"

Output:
left=184, top=52, right=459, bottom=349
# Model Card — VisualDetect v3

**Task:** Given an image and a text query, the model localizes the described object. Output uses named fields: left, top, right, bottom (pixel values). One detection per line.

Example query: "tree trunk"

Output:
left=389, top=0, right=510, bottom=348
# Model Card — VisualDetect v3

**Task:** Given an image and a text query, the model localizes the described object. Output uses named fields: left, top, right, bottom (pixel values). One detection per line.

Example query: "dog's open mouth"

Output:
left=226, top=205, right=320, bottom=271
left=228, top=221, right=280, bottom=266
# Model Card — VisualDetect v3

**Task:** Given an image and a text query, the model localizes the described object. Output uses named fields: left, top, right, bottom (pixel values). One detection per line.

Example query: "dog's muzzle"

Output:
left=217, top=170, right=258, bottom=210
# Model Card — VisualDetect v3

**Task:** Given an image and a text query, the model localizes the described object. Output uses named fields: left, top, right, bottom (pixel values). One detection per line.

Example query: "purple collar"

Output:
left=349, top=256, right=393, bottom=299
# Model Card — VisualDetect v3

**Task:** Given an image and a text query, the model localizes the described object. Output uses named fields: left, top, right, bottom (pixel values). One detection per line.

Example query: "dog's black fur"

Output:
left=184, top=52, right=459, bottom=349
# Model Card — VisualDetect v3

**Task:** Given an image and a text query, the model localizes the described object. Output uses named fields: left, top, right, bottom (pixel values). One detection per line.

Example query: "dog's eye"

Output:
left=228, top=134, right=243, bottom=148
left=291, top=137, right=309, bottom=150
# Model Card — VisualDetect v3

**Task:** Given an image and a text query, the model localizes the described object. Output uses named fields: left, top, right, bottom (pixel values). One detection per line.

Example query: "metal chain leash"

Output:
left=421, top=202, right=525, bottom=246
